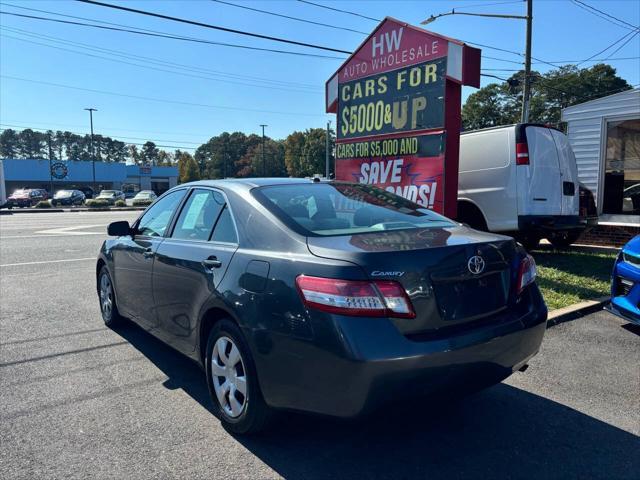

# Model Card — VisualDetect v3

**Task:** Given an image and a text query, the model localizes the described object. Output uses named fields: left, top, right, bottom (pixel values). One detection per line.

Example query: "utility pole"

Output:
left=325, top=121, right=331, bottom=179
left=47, top=132, right=54, bottom=195
left=260, top=124, right=267, bottom=177
left=521, top=0, right=533, bottom=123
left=84, top=108, right=97, bottom=192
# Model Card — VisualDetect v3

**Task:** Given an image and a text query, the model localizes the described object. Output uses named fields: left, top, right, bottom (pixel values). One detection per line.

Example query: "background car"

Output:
left=51, top=189, right=85, bottom=206
left=131, top=190, right=157, bottom=206
left=78, top=186, right=94, bottom=200
left=97, top=179, right=547, bottom=434
left=606, top=235, right=640, bottom=325
left=96, top=189, right=125, bottom=205
left=6, top=188, right=47, bottom=208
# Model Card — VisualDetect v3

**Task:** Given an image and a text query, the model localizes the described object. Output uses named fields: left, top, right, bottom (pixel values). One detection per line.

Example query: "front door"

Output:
left=112, top=189, right=187, bottom=328
left=153, top=188, right=239, bottom=354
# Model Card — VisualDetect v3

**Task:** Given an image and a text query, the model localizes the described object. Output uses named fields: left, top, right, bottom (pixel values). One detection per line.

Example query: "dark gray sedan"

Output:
left=96, top=179, right=547, bottom=434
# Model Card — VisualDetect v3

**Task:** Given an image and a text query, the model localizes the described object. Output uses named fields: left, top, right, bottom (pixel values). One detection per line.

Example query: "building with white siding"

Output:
left=562, top=88, right=640, bottom=243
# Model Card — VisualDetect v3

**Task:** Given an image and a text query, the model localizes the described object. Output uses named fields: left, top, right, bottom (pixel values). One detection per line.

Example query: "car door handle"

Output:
left=143, top=248, right=154, bottom=259
left=202, top=257, right=222, bottom=269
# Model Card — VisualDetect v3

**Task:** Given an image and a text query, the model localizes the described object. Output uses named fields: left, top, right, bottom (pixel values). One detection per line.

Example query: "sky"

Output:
left=0, top=0, right=639, bottom=152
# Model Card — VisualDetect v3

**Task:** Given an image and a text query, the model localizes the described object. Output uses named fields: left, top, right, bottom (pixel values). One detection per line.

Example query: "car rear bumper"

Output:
left=518, top=215, right=584, bottom=232
left=256, top=286, right=548, bottom=418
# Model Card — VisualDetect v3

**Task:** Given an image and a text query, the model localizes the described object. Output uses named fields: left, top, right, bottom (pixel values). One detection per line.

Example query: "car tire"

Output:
left=515, top=234, right=540, bottom=252
left=205, top=319, right=273, bottom=435
left=548, top=230, right=582, bottom=249
left=98, top=267, right=123, bottom=328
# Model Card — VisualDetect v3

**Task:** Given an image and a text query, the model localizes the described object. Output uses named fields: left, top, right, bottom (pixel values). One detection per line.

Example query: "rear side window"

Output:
left=211, top=206, right=237, bottom=243
left=137, top=189, right=186, bottom=237
left=254, top=183, right=454, bottom=237
left=172, top=189, right=224, bottom=241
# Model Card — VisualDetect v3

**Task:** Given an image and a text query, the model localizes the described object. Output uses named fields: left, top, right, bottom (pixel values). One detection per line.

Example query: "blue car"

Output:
left=606, top=235, right=640, bottom=325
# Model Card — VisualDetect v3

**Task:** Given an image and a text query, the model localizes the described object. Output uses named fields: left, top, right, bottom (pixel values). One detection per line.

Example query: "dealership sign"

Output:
left=326, top=17, right=480, bottom=217
left=50, top=161, right=68, bottom=180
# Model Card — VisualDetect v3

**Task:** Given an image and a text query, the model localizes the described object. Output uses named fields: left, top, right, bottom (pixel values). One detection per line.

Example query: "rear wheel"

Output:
left=515, top=233, right=541, bottom=252
left=548, top=230, right=582, bottom=249
left=98, top=267, right=123, bottom=327
left=205, top=319, right=272, bottom=434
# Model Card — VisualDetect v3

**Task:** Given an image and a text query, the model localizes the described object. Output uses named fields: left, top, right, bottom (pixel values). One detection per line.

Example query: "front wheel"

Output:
left=98, top=267, right=123, bottom=327
left=205, top=320, right=273, bottom=434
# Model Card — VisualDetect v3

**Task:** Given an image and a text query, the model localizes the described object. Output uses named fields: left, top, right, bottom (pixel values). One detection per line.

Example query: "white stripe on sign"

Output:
left=0, top=257, right=95, bottom=267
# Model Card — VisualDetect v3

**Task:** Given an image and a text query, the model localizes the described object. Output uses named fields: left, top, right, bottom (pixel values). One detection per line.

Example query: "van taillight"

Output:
left=296, top=275, right=415, bottom=318
left=516, top=142, right=529, bottom=165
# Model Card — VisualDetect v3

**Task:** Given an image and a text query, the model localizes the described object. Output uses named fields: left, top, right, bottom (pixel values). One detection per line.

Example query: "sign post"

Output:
left=326, top=17, right=480, bottom=219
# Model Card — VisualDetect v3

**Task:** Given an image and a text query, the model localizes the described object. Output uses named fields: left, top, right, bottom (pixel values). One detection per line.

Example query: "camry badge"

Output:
left=467, top=255, right=485, bottom=275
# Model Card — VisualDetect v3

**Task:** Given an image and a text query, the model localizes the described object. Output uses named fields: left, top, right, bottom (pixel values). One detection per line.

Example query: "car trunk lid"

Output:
left=307, top=226, right=520, bottom=336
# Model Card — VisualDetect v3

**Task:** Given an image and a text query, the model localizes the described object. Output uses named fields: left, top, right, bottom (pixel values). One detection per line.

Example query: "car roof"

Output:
left=181, top=177, right=331, bottom=193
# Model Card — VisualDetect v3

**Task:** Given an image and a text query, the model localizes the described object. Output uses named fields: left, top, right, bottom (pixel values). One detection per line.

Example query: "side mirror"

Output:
left=108, top=221, right=131, bottom=237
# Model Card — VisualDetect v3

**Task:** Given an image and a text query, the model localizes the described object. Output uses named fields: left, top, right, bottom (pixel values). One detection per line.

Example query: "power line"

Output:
left=571, top=0, right=639, bottom=31
left=0, top=11, right=345, bottom=60
left=75, top=0, right=352, bottom=54
left=0, top=127, right=198, bottom=150
left=448, top=1, right=525, bottom=10
left=577, top=29, right=640, bottom=66
left=0, top=75, right=331, bottom=117
left=604, top=31, right=640, bottom=60
left=296, top=0, right=380, bottom=22
left=0, top=25, right=320, bottom=90
left=535, top=56, right=640, bottom=64
left=210, top=0, right=368, bottom=35
left=0, top=30, right=322, bottom=94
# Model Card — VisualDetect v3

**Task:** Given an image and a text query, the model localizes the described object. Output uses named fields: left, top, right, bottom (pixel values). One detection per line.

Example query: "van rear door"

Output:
left=549, top=129, right=580, bottom=216
left=516, top=125, right=562, bottom=216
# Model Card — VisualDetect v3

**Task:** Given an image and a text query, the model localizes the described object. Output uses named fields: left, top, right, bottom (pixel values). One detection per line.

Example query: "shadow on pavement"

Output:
left=114, top=322, right=639, bottom=480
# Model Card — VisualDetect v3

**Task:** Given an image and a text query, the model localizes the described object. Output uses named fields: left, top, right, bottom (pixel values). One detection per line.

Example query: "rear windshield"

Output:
left=254, top=183, right=454, bottom=236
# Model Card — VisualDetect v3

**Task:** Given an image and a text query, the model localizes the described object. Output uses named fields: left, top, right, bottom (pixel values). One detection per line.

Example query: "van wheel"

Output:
left=548, top=230, right=582, bottom=249
left=516, top=234, right=541, bottom=251
left=205, top=320, right=273, bottom=435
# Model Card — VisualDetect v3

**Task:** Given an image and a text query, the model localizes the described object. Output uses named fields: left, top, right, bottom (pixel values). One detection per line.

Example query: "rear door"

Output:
left=153, top=188, right=239, bottom=354
left=517, top=126, right=563, bottom=216
left=549, top=129, right=580, bottom=216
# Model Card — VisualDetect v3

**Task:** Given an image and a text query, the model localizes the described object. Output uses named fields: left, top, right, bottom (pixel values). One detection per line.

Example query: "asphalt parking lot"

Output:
left=1, top=211, right=639, bottom=479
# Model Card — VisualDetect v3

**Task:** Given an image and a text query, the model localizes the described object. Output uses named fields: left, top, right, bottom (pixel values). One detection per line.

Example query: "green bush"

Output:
left=85, top=199, right=111, bottom=208
left=114, top=199, right=127, bottom=207
left=132, top=198, right=153, bottom=207
left=34, top=200, right=51, bottom=208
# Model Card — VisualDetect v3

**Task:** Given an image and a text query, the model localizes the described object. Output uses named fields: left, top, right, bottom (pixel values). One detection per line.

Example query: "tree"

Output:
left=283, top=128, right=334, bottom=177
left=237, top=139, right=286, bottom=177
left=140, top=141, right=160, bottom=165
left=195, top=132, right=262, bottom=178
left=16, top=129, right=46, bottom=159
left=462, top=63, right=632, bottom=130
left=127, top=145, right=140, bottom=164
left=0, top=129, right=20, bottom=159
left=178, top=152, right=200, bottom=183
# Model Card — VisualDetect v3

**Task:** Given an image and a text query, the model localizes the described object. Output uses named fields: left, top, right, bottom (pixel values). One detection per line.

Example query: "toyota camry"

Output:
left=96, top=179, right=547, bottom=434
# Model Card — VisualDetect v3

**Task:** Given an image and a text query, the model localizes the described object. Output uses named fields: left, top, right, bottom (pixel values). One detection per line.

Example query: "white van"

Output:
left=457, top=124, right=583, bottom=249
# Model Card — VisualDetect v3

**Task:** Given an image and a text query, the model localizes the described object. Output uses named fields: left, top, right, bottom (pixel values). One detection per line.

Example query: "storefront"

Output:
left=562, top=88, right=640, bottom=245
left=2, top=159, right=178, bottom=197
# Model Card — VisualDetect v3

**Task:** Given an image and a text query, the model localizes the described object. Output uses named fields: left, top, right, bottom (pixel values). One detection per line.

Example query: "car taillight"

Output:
left=295, top=275, right=415, bottom=318
left=516, top=142, right=529, bottom=165
left=517, top=254, right=537, bottom=294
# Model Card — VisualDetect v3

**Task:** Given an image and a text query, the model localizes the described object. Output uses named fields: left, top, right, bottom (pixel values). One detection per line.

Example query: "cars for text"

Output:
left=96, top=190, right=125, bottom=205
left=51, top=189, right=85, bottom=206
left=458, top=123, right=583, bottom=250
left=606, top=235, right=640, bottom=326
left=97, top=179, right=548, bottom=434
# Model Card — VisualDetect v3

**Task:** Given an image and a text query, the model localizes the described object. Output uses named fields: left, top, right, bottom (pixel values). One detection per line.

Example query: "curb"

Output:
left=1, top=207, right=145, bottom=214
left=546, top=296, right=610, bottom=328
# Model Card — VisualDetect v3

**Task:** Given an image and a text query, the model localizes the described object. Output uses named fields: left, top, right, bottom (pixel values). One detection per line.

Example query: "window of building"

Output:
left=602, top=119, right=640, bottom=215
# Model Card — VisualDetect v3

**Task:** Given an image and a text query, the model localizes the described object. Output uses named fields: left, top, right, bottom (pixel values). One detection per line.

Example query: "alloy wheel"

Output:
left=211, top=336, right=247, bottom=418
left=99, top=273, right=113, bottom=320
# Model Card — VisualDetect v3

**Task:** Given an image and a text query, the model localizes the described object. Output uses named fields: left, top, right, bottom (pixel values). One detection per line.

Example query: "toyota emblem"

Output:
left=467, top=255, right=485, bottom=275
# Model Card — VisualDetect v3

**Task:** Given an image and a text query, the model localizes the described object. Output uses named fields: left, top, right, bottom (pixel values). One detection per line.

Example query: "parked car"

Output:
left=132, top=190, right=157, bottom=205
left=51, top=189, right=85, bottom=206
left=96, top=190, right=125, bottom=205
left=6, top=188, right=47, bottom=208
left=458, top=123, right=582, bottom=250
left=606, top=235, right=640, bottom=326
left=97, top=179, right=547, bottom=434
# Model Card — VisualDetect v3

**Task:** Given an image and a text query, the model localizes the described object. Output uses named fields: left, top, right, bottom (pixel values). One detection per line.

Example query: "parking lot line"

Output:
left=0, top=257, right=96, bottom=267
